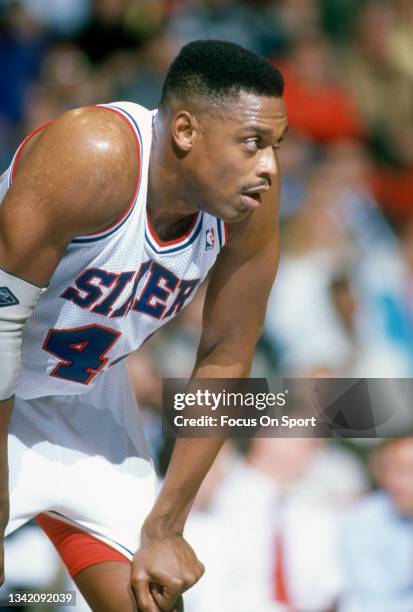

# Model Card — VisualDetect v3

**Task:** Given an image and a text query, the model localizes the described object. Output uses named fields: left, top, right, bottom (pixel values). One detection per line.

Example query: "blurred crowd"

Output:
left=1, top=0, right=413, bottom=610
left=1, top=0, right=413, bottom=377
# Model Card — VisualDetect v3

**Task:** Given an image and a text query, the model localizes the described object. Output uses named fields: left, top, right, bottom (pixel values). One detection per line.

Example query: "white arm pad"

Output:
left=0, top=269, right=47, bottom=401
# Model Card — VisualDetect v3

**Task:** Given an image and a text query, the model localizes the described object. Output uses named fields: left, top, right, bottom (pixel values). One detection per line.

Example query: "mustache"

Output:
left=240, top=179, right=271, bottom=193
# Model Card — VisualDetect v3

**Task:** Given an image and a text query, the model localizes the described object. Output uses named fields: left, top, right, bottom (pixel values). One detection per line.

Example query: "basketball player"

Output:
left=0, top=40, right=287, bottom=611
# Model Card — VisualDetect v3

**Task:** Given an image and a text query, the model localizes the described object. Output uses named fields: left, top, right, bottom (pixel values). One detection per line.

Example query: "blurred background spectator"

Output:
left=340, top=436, right=413, bottom=612
left=1, top=0, right=412, bottom=610
left=184, top=437, right=364, bottom=611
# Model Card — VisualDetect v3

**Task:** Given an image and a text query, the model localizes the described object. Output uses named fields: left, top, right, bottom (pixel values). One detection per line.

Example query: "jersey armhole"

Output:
left=9, top=121, right=54, bottom=185
left=71, top=105, right=142, bottom=243
left=8, top=106, right=142, bottom=244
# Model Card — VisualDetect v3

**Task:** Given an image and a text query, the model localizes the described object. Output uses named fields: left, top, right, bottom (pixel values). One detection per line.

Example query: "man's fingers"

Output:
left=151, top=577, right=191, bottom=611
left=131, top=537, right=204, bottom=611
left=150, top=562, right=204, bottom=610
left=175, top=595, right=185, bottom=612
left=151, top=590, right=184, bottom=612
left=131, top=573, right=160, bottom=612
left=172, top=594, right=184, bottom=612
left=197, top=561, right=205, bottom=580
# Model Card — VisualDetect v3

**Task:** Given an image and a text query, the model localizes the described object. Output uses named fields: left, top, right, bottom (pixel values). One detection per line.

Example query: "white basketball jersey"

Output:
left=0, top=102, right=228, bottom=399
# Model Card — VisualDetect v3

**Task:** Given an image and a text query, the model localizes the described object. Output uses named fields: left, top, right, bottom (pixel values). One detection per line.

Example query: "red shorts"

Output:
left=35, top=513, right=130, bottom=577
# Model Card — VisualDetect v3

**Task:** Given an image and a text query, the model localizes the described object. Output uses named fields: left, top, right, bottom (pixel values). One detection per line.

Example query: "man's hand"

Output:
left=131, top=526, right=204, bottom=612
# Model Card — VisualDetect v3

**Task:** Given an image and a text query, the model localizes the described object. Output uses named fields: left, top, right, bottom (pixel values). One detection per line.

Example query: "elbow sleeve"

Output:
left=0, top=269, right=46, bottom=401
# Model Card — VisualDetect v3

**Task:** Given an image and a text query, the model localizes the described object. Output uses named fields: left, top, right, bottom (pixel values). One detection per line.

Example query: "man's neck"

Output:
left=147, top=122, right=200, bottom=241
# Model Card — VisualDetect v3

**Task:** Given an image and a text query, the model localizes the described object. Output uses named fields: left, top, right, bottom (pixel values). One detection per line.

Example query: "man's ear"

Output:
left=171, top=111, right=199, bottom=153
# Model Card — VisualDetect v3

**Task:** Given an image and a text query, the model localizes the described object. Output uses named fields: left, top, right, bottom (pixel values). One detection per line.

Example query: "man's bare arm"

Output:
left=0, top=107, right=138, bottom=584
left=0, top=107, right=137, bottom=285
left=132, top=166, right=281, bottom=612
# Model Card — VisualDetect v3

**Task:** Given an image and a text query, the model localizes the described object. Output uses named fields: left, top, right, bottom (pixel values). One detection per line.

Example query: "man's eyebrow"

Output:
left=241, top=125, right=272, bottom=137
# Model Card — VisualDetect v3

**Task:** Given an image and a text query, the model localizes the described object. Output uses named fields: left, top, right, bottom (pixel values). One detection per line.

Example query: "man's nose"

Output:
left=257, top=148, right=277, bottom=179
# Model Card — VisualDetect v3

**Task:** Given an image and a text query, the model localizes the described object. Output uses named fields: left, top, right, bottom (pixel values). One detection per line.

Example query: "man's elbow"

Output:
left=194, top=340, right=253, bottom=378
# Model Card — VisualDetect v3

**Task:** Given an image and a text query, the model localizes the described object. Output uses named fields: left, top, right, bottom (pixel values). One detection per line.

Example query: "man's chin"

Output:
left=221, top=208, right=251, bottom=224
left=202, top=202, right=250, bottom=223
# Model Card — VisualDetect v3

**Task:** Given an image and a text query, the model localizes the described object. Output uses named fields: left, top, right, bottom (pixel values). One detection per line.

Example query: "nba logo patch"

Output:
left=205, top=228, right=215, bottom=251
left=0, top=287, right=19, bottom=307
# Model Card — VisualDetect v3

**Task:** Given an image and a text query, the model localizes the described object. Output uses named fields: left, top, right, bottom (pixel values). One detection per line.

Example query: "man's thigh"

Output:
left=35, top=516, right=185, bottom=612
left=74, top=562, right=185, bottom=612
left=74, top=562, right=137, bottom=612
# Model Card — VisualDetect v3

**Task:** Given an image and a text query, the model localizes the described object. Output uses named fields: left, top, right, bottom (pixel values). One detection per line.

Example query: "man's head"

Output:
left=372, top=436, right=413, bottom=517
left=159, top=39, right=284, bottom=112
left=156, top=40, right=288, bottom=222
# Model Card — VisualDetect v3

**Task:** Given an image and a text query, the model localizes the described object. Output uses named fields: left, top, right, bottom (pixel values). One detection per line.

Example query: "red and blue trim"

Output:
left=41, top=510, right=134, bottom=560
left=216, top=219, right=230, bottom=249
left=145, top=211, right=204, bottom=255
left=217, top=218, right=223, bottom=248
left=7, top=105, right=143, bottom=245
left=224, top=221, right=229, bottom=243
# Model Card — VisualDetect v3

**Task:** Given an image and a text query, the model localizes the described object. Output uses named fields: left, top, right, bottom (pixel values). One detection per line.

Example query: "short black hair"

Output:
left=159, top=40, right=284, bottom=111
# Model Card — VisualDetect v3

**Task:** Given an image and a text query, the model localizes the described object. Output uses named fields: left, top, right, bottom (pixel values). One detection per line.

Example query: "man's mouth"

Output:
left=238, top=183, right=270, bottom=210
left=240, top=193, right=261, bottom=209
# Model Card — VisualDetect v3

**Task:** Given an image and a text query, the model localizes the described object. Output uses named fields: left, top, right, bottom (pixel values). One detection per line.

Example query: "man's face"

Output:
left=185, top=92, right=288, bottom=222
left=374, top=438, right=413, bottom=516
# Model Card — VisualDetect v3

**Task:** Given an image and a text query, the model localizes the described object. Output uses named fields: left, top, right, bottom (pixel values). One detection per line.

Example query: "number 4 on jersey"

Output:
left=42, top=324, right=121, bottom=384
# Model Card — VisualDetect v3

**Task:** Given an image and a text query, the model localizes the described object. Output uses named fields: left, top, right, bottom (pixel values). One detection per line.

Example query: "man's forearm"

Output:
left=143, top=351, right=250, bottom=535
left=143, top=437, right=225, bottom=536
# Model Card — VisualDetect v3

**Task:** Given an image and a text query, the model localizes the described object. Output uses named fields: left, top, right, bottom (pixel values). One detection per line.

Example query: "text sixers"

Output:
left=61, top=261, right=199, bottom=320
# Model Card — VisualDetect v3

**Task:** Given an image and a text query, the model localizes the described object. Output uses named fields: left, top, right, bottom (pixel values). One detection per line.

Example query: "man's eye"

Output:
left=244, top=138, right=259, bottom=151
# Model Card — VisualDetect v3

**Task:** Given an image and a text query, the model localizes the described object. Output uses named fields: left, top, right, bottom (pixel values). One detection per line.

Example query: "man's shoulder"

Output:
left=62, top=101, right=154, bottom=164
left=109, top=101, right=159, bottom=139
left=7, top=103, right=143, bottom=241
left=46, top=100, right=154, bottom=152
